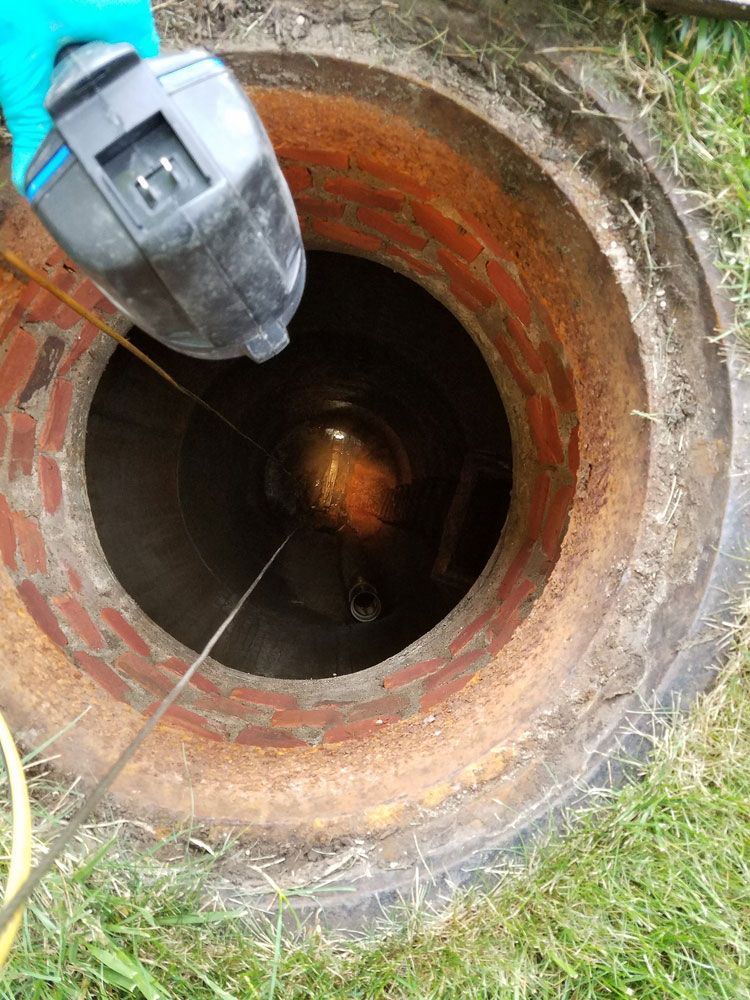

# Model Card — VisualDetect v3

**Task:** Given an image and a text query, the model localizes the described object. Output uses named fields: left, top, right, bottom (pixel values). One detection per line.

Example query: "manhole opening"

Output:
left=85, top=251, right=513, bottom=680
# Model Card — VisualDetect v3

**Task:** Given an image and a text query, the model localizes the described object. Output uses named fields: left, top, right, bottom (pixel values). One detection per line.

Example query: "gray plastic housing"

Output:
left=25, top=43, right=305, bottom=362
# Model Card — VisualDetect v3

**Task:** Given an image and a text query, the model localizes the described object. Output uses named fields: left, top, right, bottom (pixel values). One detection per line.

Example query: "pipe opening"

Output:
left=349, top=579, right=382, bottom=623
left=85, top=251, right=512, bottom=680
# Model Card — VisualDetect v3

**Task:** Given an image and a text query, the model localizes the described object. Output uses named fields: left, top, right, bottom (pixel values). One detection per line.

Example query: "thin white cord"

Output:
left=0, top=532, right=293, bottom=939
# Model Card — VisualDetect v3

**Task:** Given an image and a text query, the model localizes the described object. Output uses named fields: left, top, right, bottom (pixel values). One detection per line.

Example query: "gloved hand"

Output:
left=0, top=1, right=159, bottom=194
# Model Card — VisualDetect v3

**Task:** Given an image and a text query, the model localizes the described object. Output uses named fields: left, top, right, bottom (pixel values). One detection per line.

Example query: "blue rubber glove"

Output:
left=0, top=1, right=159, bottom=194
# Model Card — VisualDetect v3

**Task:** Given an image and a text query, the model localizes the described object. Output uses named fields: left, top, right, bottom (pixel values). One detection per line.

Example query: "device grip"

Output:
left=45, top=42, right=140, bottom=117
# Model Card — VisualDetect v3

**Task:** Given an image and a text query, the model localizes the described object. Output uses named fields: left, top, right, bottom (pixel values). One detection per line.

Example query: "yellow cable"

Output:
left=0, top=710, right=32, bottom=969
left=0, top=249, right=278, bottom=462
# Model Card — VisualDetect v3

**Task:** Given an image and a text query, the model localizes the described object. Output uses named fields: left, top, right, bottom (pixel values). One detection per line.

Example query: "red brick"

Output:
left=488, top=609, right=521, bottom=655
left=357, top=156, right=433, bottom=199
left=496, top=578, right=536, bottom=627
left=437, top=249, right=495, bottom=308
left=9, top=413, right=36, bottom=480
left=0, top=496, right=17, bottom=569
left=0, top=415, right=6, bottom=460
left=541, top=484, right=575, bottom=561
left=424, top=647, right=484, bottom=692
left=450, top=283, right=485, bottom=313
left=144, top=702, right=223, bottom=740
left=236, top=725, right=307, bottom=749
left=25, top=291, right=62, bottom=324
left=53, top=301, right=82, bottom=330
left=26, top=270, right=77, bottom=323
left=72, top=279, right=100, bottom=310
left=528, top=472, right=551, bottom=541
left=383, top=656, right=448, bottom=690
left=311, top=218, right=382, bottom=252
left=420, top=672, right=473, bottom=711
left=323, top=718, right=397, bottom=743
left=460, top=211, right=514, bottom=262
left=54, top=596, right=104, bottom=649
left=73, top=279, right=109, bottom=312
left=39, top=379, right=73, bottom=451
left=38, top=455, right=63, bottom=514
left=230, top=687, right=298, bottom=710
left=498, top=540, right=534, bottom=601
left=160, top=657, right=220, bottom=694
left=74, top=651, right=129, bottom=702
left=412, top=203, right=482, bottom=261
left=66, top=565, right=83, bottom=593
left=486, top=260, right=531, bottom=325
left=294, top=196, right=345, bottom=220
left=526, top=395, right=564, bottom=466
left=17, top=580, right=67, bottom=647
left=45, top=248, right=66, bottom=267
left=144, top=702, right=205, bottom=726
left=385, top=246, right=438, bottom=277
left=507, top=316, right=544, bottom=374
left=58, top=323, right=98, bottom=376
left=118, top=653, right=176, bottom=696
left=450, top=607, right=495, bottom=656
left=276, top=145, right=349, bottom=170
left=324, top=177, right=404, bottom=212
left=282, top=164, right=312, bottom=194
left=22, top=276, right=46, bottom=304
left=0, top=328, right=38, bottom=408
left=101, top=607, right=150, bottom=656
left=539, top=343, right=576, bottom=413
left=348, top=693, right=406, bottom=724
left=540, top=342, right=576, bottom=413
left=494, top=336, right=534, bottom=396
left=193, top=694, right=263, bottom=719
left=356, top=206, right=428, bottom=250
left=272, top=707, right=342, bottom=728
left=568, top=424, right=580, bottom=478
left=12, top=513, right=47, bottom=574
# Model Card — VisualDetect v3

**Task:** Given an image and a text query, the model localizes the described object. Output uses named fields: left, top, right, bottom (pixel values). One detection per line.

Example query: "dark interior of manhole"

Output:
left=86, top=252, right=512, bottom=679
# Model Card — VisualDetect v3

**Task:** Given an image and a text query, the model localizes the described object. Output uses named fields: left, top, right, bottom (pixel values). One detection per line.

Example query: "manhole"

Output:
left=0, top=16, right=747, bottom=920
left=85, top=252, right=513, bottom=683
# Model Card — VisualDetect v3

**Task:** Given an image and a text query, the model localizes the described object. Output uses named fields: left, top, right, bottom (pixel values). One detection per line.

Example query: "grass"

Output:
left=2, top=2, right=750, bottom=996
left=547, top=0, right=750, bottom=343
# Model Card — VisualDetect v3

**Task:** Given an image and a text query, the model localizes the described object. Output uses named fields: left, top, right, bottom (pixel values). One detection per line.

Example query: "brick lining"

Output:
left=0, top=135, right=578, bottom=749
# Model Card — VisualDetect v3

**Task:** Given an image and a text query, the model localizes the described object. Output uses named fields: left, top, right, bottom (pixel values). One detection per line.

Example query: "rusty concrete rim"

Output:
left=0, top=9, right=747, bottom=919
